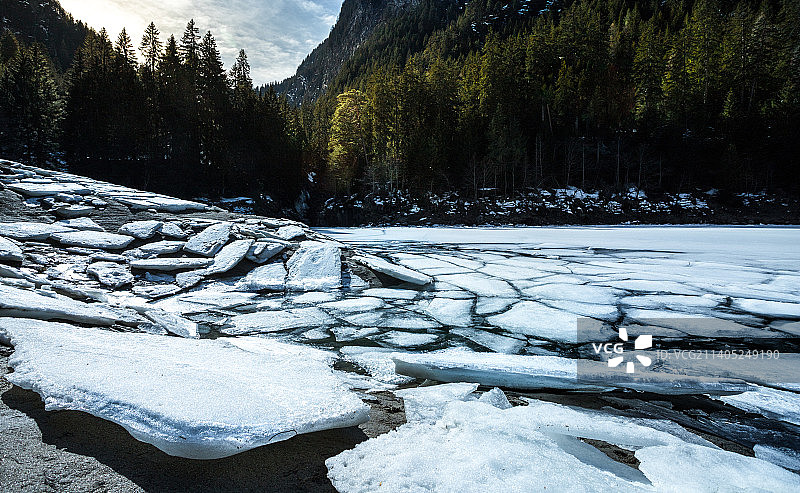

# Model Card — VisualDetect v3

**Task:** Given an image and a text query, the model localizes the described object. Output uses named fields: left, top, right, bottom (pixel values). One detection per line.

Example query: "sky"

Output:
left=58, top=0, right=344, bottom=84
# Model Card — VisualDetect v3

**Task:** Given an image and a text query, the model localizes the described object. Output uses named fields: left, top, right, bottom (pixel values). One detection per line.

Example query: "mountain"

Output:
left=274, top=0, right=412, bottom=104
left=0, top=0, right=89, bottom=70
left=275, top=0, right=553, bottom=104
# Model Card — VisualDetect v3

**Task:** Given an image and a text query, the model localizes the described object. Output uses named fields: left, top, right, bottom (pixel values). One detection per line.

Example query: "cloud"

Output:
left=58, top=0, right=343, bottom=84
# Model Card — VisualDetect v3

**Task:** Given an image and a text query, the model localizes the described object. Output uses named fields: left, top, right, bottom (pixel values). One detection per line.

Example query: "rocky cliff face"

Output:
left=274, top=0, right=417, bottom=104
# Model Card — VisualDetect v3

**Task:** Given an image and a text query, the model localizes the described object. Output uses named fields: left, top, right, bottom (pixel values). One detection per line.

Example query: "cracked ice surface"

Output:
left=321, top=226, right=800, bottom=354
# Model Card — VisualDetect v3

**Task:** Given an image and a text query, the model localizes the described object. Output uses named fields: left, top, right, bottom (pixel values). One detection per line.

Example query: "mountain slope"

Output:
left=276, top=0, right=551, bottom=103
left=0, top=0, right=89, bottom=70
left=274, top=0, right=411, bottom=103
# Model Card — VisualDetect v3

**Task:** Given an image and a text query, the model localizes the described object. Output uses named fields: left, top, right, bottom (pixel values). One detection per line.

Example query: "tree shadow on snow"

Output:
left=3, top=385, right=368, bottom=492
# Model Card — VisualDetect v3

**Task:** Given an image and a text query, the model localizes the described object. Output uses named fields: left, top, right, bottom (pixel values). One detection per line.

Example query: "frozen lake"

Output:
left=315, top=226, right=800, bottom=348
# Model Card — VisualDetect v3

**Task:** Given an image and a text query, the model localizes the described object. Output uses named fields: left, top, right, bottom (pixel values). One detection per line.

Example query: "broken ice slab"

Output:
left=0, top=285, right=125, bottom=326
left=286, top=241, right=342, bottom=291
left=717, top=386, right=800, bottom=426
left=418, top=297, right=473, bottom=327
left=55, top=217, right=104, bottom=231
left=118, top=220, right=163, bottom=239
left=392, top=348, right=754, bottom=394
left=202, top=239, right=253, bottom=275
left=450, top=327, right=526, bottom=354
left=394, top=382, right=478, bottom=423
left=327, top=397, right=800, bottom=493
left=130, top=257, right=214, bottom=272
left=0, top=222, right=74, bottom=241
left=0, top=236, right=24, bottom=263
left=126, top=240, right=186, bottom=258
left=6, top=181, right=92, bottom=197
left=86, top=262, right=134, bottom=289
left=50, top=231, right=135, bottom=250
left=222, top=307, right=335, bottom=335
left=0, top=321, right=369, bottom=460
left=235, top=263, right=287, bottom=292
left=183, top=222, right=232, bottom=257
left=486, top=301, right=581, bottom=342
left=352, top=254, right=432, bottom=286
left=339, top=346, right=414, bottom=386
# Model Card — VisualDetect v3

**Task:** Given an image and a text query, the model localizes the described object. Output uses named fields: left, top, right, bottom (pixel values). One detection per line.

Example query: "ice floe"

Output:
left=0, top=285, right=124, bottom=326
left=51, top=231, right=135, bottom=250
left=392, top=348, right=752, bottom=394
left=0, top=236, right=23, bottom=263
left=118, top=220, right=163, bottom=239
left=130, top=257, right=214, bottom=272
left=352, top=254, right=432, bottom=286
left=86, top=262, right=134, bottom=289
left=235, top=263, right=287, bottom=292
left=183, top=222, right=232, bottom=257
left=327, top=397, right=800, bottom=492
left=0, top=321, right=368, bottom=459
left=223, top=307, right=334, bottom=335
left=286, top=241, right=342, bottom=291
left=0, top=222, right=74, bottom=241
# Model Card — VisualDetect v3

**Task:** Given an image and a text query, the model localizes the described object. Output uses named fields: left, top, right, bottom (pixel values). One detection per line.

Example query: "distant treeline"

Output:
left=0, top=21, right=304, bottom=202
left=0, top=0, right=798, bottom=212
left=307, top=0, right=800, bottom=198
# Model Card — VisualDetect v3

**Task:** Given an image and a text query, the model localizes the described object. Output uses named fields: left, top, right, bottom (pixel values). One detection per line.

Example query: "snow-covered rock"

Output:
left=130, top=258, right=214, bottom=272
left=0, top=321, right=369, bottom=459
left=184, top=223, right=232, bottom=257
left=235, top=263, right=287, bottom=292
left=86, top=262, right=134, bottom=289
left=0, top=236, right=23, bottom=263
left=51, top=231, right=135, bottom=250
left=286, top=241, right=342, bottom=291
left=118, top=220, right=163, bottom=239
left=353, top=254, right=432, bottom=286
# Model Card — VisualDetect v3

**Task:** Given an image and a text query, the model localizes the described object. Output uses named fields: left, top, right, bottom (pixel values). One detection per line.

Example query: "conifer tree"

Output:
left=115, top=28, right=136, bottom=66
left=0, top=43, right=62, bottom=165
left=140, top=22, right=162, bottom=74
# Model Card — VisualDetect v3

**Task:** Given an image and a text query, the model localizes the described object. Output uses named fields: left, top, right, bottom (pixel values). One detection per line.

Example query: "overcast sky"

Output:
left=59, top=0, right=343, bottom=84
